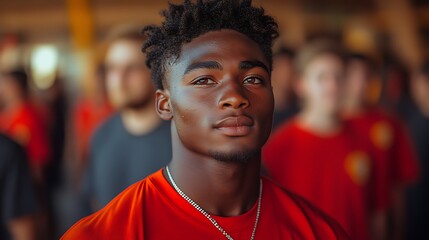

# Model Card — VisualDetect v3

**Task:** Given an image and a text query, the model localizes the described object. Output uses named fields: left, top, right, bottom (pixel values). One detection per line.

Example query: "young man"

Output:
left=62, top=1, right=349, bottom=239
left=83, top=26, right=172, bottom=210
left=263, top=40, right=388, bottom=240
left=342, top=54, right=419, bottom=239
left=0, top=69, right=51, bottom=184
left=271, top=47, right=299, bottom=129
left=0, top=134, right=38, bottom=240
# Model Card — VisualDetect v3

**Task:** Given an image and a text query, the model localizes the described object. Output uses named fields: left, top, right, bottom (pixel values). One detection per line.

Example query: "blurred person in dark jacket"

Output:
left=401, top=59, right=429, bottom=240
left=0, top=134, right=38, bottom=240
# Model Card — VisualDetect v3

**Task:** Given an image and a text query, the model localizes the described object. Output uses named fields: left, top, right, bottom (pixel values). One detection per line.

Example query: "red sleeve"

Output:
left=9, top=120, right=51, bottom=166
left=391, top=120, right=420, bottom=185
left=73, top=103, right=90, bottom=157
left=28, top=122, right=50, bottom=166
left=290, top=192, right=351, bottom=240
left=368, top=143, right=390, bottom=211
left=61, top=180, right=146, bottom=240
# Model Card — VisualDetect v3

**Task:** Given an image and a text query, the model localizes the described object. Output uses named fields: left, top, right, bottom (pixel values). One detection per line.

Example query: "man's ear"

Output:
left=156, top=89, right=173, bottom=120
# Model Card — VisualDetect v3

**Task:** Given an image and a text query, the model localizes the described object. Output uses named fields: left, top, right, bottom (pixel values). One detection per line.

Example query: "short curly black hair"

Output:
left=142, top=0, right=279, bottom=90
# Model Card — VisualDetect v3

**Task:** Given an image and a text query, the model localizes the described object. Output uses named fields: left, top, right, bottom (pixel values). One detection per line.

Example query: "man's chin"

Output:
left=208, top=149, right=260, bottom=164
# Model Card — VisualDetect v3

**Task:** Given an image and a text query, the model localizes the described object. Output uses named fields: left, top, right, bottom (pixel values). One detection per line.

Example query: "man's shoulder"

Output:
left=90, top=114, right=121, bottom=144
left=0, top=134, right=21, bottom=151
left=0, top=134, right=25, bottom=166
left=61, top=171, right=163, bottom=239
left=263, top=178, right=350, bottom=239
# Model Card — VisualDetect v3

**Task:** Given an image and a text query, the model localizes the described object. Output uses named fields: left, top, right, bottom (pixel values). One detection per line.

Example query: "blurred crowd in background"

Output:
left=0, top=0, right=428, bottom=239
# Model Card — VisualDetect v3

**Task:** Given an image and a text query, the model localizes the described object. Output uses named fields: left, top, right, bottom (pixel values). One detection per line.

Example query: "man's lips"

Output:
left=214, top=116, right=254, bottom=137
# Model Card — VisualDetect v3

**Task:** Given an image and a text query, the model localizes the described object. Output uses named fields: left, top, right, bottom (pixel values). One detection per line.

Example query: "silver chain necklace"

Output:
left=165, top=166, right=262, bottom=240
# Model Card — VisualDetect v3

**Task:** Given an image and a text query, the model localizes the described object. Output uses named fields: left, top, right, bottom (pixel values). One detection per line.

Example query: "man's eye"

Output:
left=243, top=77, right=263, bottom=85
left=192, top=78, right=216, bottom=85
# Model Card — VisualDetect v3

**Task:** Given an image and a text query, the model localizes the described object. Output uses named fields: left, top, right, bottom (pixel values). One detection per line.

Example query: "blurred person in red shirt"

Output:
left=0, top=69, right=51, bottom=184
left=263, top=40, right=388, bottom=240
left=61, top=1, right=350, bottom=239
left=72, top=64, right=112, bottom=178
left=342, top=53, right=419, bottom=240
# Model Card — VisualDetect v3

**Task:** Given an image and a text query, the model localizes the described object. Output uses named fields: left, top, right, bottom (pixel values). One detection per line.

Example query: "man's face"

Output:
left=105, top=39, right=154, bottom=110
left=345, top=59, right=369, bottom=104
left=299, top=54, right=344, bottom=115
left=161, top=30, right=274, bottom=163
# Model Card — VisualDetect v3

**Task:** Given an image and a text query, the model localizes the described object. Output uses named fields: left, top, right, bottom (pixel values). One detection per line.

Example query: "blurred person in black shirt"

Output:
left=0, top=134, right=38, bottom=240
left=402, top=59, right=429, bottom=240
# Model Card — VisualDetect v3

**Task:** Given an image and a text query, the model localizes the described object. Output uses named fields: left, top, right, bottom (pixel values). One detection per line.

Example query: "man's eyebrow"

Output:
left=184, top=61, right=223, bottom=75
left=239, top=60, right=269, bottom=73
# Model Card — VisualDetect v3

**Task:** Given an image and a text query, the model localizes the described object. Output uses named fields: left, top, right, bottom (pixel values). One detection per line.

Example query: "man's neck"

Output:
left=120, top=102, right=161, bottom=135
left=342, top=99, right=366, bottom=117
left=165, top=124, right=261, bottom=217
left=298, top=108, right=341, bottom=135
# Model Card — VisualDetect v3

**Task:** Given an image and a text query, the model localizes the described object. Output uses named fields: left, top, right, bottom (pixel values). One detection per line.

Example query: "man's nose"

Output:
left=218, top=79, right=249, bottom=109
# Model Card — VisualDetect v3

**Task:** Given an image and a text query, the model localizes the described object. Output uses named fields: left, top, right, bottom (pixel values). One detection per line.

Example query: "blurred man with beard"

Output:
left=83, top=26, right=172, bottom=210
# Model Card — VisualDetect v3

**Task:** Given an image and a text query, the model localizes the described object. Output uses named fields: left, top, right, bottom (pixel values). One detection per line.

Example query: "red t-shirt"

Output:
left=263, top=119, right=388, bottom=240
left=73, top=98, right=112, bottom=159
left=344, top=108, right=419, bottom=186
left=61, top=169, right=350, bottom=240
left=0, top=103, right=51, bottom=166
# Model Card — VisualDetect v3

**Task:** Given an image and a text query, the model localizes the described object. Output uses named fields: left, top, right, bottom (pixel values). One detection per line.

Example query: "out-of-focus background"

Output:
left=1, top=0, right=428, bottom=93
left=0, top=0, right=428, bottom=239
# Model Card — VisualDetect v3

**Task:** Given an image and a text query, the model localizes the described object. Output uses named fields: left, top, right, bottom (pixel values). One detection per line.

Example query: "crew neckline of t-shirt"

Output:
left=117, top=114, right=169, bottom=138
left=148, top=169, right=260, bottom=232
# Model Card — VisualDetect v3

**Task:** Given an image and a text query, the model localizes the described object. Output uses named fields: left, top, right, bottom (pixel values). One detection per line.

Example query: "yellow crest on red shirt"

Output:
left=11, top=124, right=31, bottom=146
left=370, top=121, right=393, bottom=150
left=345, top=151, right=371, bottom=186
